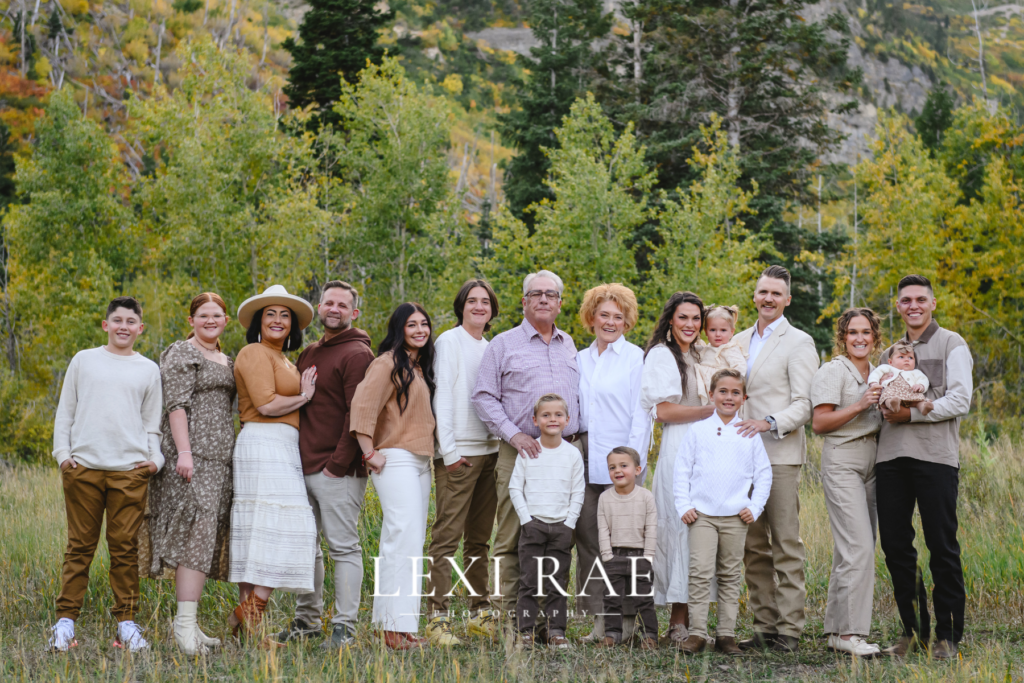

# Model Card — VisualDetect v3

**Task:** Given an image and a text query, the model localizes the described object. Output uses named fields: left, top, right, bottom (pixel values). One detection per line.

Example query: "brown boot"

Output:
left=931, top=639, right=958, bottom=660
left=228, top=592, right=269, bottom=640
left=883, top=635, right=918, bottom=658
left=714, top=636, right=742, bottom=656
left=639, top=637, right=658, bottom=651
left=678, top=634, right=706, bottom=654
left=597, top=636, right=617, bottom=647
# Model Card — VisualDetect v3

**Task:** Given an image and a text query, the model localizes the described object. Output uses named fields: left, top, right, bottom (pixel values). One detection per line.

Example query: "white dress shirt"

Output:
left=673, top=412, right=773, bottom=520
left=746, top=315, right=786, bottom=376
left=578, top=336, right=651, bottom=484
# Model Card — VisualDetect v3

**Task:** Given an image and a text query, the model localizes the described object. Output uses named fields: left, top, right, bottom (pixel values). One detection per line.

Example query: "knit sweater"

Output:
left=509, top=440, right=585, bottom=528
left=52, top=346, right=164, bottom=471
left=433, top=326, right=500, bottom=465
left=597, top=486, right=657, bottom=562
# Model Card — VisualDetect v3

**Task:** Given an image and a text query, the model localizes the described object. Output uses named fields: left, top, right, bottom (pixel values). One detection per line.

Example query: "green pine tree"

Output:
left=592, top=0, right=860, bottom=346
left=915, top=84, right=956, bottom=153
left=497, top=0, right=612, bottom=227
left=282, top=0, right=393, bottom=129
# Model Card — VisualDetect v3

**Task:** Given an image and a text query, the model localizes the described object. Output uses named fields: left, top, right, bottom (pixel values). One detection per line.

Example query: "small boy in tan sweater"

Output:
left=596, top=446, right=658, bottom=648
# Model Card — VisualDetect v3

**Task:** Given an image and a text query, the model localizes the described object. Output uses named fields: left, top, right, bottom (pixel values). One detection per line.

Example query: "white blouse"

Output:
left=578, top=336, right=651, bottom=484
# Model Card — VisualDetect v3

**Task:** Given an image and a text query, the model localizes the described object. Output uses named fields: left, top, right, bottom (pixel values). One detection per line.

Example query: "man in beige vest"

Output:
left=733, top=265, right=819, bottom=652
left=876, top=274, right=972, bottom=660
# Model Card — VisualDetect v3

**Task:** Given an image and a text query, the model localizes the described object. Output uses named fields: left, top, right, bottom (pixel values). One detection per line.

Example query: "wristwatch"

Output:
left=765, top=416, right=778, bottom=433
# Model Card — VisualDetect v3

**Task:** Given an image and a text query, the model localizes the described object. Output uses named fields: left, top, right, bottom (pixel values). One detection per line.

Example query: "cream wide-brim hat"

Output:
left=236, top=284, right=315, bottom=331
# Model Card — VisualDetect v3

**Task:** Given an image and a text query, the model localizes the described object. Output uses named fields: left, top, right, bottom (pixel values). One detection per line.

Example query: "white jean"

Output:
left=370, top=448, right=431, bottom=632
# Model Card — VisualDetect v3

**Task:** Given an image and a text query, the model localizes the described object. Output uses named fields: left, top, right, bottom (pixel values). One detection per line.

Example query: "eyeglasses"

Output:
left=525, top=290, right=561, bottom=301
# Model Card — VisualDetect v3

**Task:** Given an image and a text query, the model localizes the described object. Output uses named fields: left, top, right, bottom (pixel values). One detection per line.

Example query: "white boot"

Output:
left=173, top=602, right=209, bottom=655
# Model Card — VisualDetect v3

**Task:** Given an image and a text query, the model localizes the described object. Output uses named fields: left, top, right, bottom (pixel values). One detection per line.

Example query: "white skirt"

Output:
left=229, top=422, right=316, bottom=592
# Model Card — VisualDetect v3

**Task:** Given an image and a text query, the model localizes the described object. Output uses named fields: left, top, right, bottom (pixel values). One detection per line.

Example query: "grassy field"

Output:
left=1, top=433, right=1023, bottom=681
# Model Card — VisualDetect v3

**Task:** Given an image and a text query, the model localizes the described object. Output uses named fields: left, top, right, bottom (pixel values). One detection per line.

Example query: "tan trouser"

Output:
left=743, top=464, right=806, bottom=638
left=426, top=452, right=499, bottom=614
left=821, top=438, right=877, bottom=636
left=492, top=438, right=583, bottom=613
left=688, top=513, right=747, bottom=640
left=57, top=465, right=151, bottom=621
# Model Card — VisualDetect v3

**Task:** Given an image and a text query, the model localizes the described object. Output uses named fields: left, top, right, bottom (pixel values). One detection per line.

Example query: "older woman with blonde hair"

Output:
left=575, top=283, right=652, bottom=642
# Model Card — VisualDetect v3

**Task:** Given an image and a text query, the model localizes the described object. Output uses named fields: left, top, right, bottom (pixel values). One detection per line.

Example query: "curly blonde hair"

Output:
left=578, top=283, right=639, bottom=334
left=833, top=308, right=883, bottom=358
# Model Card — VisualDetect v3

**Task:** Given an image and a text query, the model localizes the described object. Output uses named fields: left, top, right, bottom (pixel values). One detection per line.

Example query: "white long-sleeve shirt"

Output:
left=432, top=326, right=500, bottom=465
left=577, top=336, right=651, bottom=483
left=674, top=412, right=772, bottom=521
left=867, top=364, right=930, bottom=392
left=509, top=440, right=585, bottom=528
left=52, top=347, right=164, bottom=471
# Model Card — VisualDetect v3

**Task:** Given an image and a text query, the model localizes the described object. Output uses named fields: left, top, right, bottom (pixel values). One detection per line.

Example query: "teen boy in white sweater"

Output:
left=48, top=297, right=163, bottom=653
left=509, top=393, right=585, bottom=650
left=426, top=279, right=503, bottom=645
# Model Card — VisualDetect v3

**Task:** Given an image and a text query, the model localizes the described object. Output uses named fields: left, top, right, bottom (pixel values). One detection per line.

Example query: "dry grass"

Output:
left=1, top=434, right=1022, bottom=681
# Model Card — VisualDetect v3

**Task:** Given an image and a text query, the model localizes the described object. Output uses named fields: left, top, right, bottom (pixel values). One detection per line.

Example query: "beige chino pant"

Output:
left=743, top=464, right=806, bottom=638
left=821, top=437, right=878, bottom=636
left=688, top=513, right=748, bottom=640
left=295, top=472, right=367, bottom=628
left=426, top=452, right=499, bottom=615
left=492, top=438, right=583, bottom=614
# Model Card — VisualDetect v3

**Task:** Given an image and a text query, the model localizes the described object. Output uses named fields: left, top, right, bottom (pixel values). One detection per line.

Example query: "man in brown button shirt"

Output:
left=276, top=281, right=374, bottom=650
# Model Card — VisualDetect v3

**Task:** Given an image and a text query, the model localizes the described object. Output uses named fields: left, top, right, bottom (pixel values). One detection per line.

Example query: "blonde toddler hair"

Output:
left=704, top=304, right=740, bottom=331
left=533, top=392, right=569, bottom=416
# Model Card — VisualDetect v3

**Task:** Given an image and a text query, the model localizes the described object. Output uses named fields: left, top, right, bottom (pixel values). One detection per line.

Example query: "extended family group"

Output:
left=46, top=265, right=972, bottom=661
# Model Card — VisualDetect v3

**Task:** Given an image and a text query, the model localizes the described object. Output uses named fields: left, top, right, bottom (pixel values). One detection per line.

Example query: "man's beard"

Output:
left=321, top=315, right=351, bottom=331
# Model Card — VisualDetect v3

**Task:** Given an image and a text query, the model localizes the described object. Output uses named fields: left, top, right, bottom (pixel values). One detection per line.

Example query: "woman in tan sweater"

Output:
left=351, top=302, right=436, bottom=650
left=227, top=285, right=318, bottom=646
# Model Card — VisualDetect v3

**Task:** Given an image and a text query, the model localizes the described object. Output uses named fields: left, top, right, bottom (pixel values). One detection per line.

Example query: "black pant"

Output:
left=876, top=457, right=965, bottom=643
left=602, top=549, right=658, bottom=641
left=517, top=519, right=572, bottom=634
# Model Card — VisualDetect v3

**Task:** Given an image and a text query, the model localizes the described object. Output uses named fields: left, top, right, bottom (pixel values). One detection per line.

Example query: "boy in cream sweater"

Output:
left=509, top=393, right=585, bottom=650
left=596, top=446, right=658, bottom=649
left=47, top=297, right=163, bottom=653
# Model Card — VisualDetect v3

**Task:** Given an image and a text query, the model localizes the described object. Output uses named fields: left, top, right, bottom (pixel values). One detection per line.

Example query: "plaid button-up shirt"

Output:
left=471, top=318, right=581, bottom=442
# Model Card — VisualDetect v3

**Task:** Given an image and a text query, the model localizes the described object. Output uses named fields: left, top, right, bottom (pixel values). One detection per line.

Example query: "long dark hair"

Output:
left=644, top=291, right=705, bottom=396
left=245, top=306, right=304, bottom=352
left=378, top=302, right=436, bottom=412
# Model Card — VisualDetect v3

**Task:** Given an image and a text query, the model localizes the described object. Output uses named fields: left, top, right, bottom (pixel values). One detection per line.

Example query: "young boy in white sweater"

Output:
left=48, top=297, right=163, bottom=653
left=674, top=368, right=772, bottom=656
left=509, top=393, right=585, bottom=650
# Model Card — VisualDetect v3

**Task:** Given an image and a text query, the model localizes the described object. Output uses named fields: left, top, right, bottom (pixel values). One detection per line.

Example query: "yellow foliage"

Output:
left=125, top=38, right=150, bottom=63
left=59, top=0, right=90, bottom=14
left=34, top=56, right=52, bottom=83
left=441, top=73, right=463, bottom=95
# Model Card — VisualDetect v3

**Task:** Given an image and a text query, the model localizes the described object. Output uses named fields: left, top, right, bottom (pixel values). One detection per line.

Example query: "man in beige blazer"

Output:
left=733, top=265, right=819, bottom=652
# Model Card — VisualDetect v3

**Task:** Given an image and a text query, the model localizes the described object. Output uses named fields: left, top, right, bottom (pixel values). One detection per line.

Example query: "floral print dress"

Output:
left=142, top=340, right=237, bottom=580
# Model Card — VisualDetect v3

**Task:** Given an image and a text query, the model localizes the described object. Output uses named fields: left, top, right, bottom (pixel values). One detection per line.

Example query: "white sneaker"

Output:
left=115, top=620, right=150, bottom=652
left=827, top=634, right=881, bottom=657
left=48, top=618, right=77, bottom=652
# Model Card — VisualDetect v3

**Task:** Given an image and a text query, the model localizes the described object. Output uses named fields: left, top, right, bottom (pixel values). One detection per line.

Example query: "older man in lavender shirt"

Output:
left=472, top=269, right=583, bottom=621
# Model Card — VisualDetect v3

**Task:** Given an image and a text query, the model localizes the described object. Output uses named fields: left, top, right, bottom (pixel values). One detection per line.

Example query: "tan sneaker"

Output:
left=425, top=615, right=461, bottom=647
left=467, top=610, right=499, bottom=641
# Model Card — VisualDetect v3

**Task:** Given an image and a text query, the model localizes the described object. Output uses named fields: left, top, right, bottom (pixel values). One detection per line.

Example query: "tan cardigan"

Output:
left=350, top=351, right=435, bottom=457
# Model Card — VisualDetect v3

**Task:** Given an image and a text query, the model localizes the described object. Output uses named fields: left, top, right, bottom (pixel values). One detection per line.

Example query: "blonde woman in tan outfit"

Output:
left=811, top=308, right=883, bottom=658
left=351, top=302, right=437, bottom=651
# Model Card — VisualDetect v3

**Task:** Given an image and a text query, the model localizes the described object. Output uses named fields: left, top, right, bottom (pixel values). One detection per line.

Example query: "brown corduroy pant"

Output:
left=56, top=465, right=150, bottom=621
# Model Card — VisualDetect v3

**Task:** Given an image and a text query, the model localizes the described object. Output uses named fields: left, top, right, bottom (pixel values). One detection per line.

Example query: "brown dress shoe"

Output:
left=772, top=634, right=800, bottom=653
left=678, top=634, right=707, bottom=654
left=714, top=636, right=742, bottom=656
left=883, top=635, right=918, bottom=657
left=931, top=639, right=958, bottom=660
left=597, top=636, right=617, bottom=647
left=380, top=631, right=422, bottom=650
left=738, top=632, right=776, bottom=650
